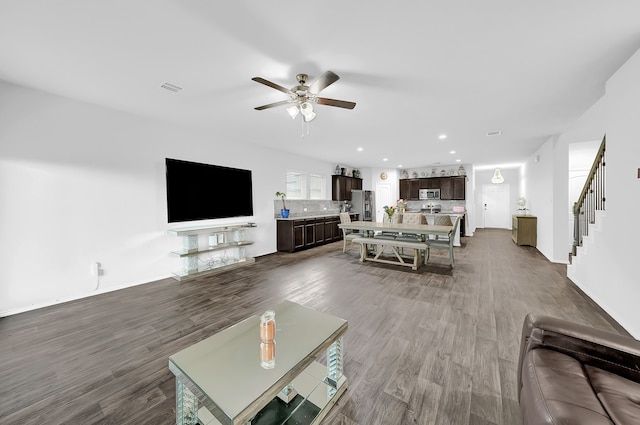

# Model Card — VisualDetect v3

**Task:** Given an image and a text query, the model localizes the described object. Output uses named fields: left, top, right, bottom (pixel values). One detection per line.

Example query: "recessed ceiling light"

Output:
left=487, top=130, right=502, bottom=136
left=456, top=159, right=461, bottom=162
left=439, top=134, right=447, bottom=140
left=357, top=147, right=363, bottom=151
left=382, top=158, right=388, bottom=162
left=449, top=150, right=456, bottom=154
left=398, top=164, right=403, bottom=168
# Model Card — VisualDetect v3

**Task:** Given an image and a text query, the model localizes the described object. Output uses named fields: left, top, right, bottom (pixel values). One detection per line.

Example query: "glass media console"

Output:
left=168, top=223, right=256, bottom=281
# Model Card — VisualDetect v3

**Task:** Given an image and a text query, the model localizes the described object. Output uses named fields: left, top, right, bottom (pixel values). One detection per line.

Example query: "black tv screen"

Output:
left=166, top=158, right=254, bottom=223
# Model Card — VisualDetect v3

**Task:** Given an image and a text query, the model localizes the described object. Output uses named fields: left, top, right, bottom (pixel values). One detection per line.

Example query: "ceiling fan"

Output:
left=251, top=71, right=356, bottom=122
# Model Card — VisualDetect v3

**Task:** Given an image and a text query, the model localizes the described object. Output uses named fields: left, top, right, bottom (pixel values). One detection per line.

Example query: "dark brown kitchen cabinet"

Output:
left=439, top=178, right=453, bottom=200
left=292, top=220, right=305, bottom=250
left=305, top=221, right=316, bottom=246
left=409, top=179, right=422, bottom=200
left=452, top=176, right=466, bottom=200
left=332, top=175, right=363, bottom=201
left=441, top=176, right=466, bottom=200
left=277, top=215, right=355, bottom=252
left=315, top=220, right=325, bottom=243
left=424, top=178, right=441, bottom=189
left=400, top=176, right=465, bottom=200
left=399, top=179, right=411, bottom=200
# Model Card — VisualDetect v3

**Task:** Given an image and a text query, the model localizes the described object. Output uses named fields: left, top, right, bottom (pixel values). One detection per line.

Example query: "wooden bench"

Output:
left=351, top=237, right=430, bottom=271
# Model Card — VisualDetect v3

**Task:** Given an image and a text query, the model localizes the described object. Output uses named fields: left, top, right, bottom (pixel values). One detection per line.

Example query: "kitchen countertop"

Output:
left=404, top=210, right=466, bottom=215
left=275, top=212, right=356, bottom=220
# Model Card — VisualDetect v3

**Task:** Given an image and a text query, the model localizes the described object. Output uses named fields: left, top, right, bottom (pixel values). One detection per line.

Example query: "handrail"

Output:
left=572, top=135, right=606, bottom=257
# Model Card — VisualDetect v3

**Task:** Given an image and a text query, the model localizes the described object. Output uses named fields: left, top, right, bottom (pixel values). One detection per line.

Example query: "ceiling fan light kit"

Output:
left=252, top=71, right=356, bottom=126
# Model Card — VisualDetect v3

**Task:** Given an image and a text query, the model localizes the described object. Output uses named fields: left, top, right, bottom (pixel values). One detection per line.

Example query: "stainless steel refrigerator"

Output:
left=350, top=190, right=375, bottom=221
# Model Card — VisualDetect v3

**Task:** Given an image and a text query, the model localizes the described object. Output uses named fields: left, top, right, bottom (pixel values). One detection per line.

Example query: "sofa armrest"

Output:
left=517, top=313, right=640, bottom=399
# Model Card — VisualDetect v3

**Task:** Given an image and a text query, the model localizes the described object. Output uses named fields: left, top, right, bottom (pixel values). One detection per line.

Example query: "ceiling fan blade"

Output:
left=308, top=71, right=340, bottom=94
left=251, top=77, right=295, bottom=95
left=315, top=97, right=356, bottom=110
left=254, top=100, right=293, bottom=110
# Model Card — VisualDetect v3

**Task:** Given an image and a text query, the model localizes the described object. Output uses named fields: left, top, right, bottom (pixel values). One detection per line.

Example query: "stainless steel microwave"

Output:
left=419, top=188, right=440, bottom=200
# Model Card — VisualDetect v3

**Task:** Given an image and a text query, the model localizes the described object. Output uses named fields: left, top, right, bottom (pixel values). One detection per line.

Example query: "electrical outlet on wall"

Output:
left=90, top=262, right=102, bottom=277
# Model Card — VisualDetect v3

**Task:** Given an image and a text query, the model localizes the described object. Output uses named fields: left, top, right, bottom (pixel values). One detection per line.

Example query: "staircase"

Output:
left=570, top=135, right=606, bottom=261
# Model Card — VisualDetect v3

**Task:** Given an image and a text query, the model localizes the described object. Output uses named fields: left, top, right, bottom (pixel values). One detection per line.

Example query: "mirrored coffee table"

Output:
left=168, top=300, right=348, bottom=425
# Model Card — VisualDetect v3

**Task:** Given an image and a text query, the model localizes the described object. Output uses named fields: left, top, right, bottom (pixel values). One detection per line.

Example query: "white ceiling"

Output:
left=1, top=1, right=639, bottom=170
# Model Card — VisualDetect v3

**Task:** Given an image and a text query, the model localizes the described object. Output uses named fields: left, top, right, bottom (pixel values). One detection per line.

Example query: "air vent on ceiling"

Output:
left=160, top=82, right=183, bottom=93
left=487, top=130, right=502, bottom=136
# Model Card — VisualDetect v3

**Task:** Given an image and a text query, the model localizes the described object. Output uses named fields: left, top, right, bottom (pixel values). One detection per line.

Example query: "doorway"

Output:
left=482, top=184, right=510, bottom=228
left=375, top=183, right=391, bottom=223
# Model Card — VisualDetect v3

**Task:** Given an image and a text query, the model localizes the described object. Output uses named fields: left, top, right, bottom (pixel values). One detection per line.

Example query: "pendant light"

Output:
left=491, top=168, right=504, bottom=184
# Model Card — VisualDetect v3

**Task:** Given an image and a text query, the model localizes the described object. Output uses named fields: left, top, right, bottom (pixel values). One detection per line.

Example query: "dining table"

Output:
left=338, top=221, right=454, bottom=240
left=338, top=221, right=456, bottom=268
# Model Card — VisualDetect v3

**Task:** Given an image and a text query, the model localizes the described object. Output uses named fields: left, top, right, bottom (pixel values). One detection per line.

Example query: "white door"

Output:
left=482, top=184, right=510, bottom=228
left=375, top=183, right=392, bottom=223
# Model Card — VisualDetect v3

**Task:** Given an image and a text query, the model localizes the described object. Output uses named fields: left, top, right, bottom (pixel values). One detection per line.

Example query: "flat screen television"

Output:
left=165, top=158, right=254, bottom=223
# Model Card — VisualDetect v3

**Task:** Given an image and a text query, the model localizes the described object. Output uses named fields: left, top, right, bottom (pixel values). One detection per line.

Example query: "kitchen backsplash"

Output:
left=404, top=200, right=466, bottom=212
left=274, top=200, right=342, bottom=218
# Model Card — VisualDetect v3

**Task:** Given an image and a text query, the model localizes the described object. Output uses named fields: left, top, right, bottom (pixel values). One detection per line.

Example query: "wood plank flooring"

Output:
left=0, top=229, right=624, bottom=425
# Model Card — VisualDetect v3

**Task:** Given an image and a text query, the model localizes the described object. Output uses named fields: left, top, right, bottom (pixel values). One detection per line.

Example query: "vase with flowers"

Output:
left=397, top=199, right=406, bottom=214
left=383, top=205, right=397, bottom=225
left=276, top=191, right=289, bottom=218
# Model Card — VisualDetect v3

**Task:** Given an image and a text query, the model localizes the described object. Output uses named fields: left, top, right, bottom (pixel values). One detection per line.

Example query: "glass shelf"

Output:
left=171, top=258, right=255, bottom=281
left=171, top=241, right=254, bottom=257
left=168, top=222, right=257, bottom=282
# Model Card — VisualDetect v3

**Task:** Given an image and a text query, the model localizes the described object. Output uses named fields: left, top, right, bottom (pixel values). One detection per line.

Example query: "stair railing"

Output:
left=572, top=135, right=606, bottom=257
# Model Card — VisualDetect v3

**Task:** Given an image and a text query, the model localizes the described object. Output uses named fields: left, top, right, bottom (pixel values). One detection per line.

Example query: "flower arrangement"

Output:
left=383, top=205, right=397, bottom=223
left=397, top=199, right=406, bottom=213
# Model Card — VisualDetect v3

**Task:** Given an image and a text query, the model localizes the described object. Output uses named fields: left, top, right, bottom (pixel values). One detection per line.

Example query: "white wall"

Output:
left=0, top=81, right=334, bottom=316
left=544, top=48, right=640, bottom=336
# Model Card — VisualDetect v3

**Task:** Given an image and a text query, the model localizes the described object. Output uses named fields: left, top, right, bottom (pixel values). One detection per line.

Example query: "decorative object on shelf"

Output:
left=420, top=171, right=426, bottom=177
left=335, top=164, right=341, bottom=175
left=402, top=170, right=409, bottom=179
left=380, top=171, right=388, bottom=180
left=341, top=167, right=346, bottom=175
left=517, top=197, right=529, bottom=214
left=431, top=168, right=437, bottom=177
left=440, top=169, right=446, bottom=176
left=275, top=191, right=289, bottom=218
left=412, top=171, right=418, bottom=178
left=491, top=168, right=504, bottom=184
left=260, top=310, right=276, bottom=369
left=458, top=165, right=466, bottom=176
left=447, top=169, right=454, bottom=176
left=383, top=205, right=397, bottom=224
left=353, top=169, right=361, bottom=178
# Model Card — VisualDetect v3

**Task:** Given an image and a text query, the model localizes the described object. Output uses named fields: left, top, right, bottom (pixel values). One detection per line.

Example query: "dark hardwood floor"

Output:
left=0, top=229, right=622, bottom=425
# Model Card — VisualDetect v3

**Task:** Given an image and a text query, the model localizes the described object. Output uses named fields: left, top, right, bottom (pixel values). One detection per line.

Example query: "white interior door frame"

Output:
left=375, top=183, right=391, bottom=223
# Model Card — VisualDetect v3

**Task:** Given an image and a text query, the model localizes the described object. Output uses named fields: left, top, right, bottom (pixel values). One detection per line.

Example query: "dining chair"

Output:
left=426, top=215, right=459, bottom=267
left=339, top=213, right=360, bottom=253
left=433, top=214, right=453, bottom=240
left=395, top=212, right=426, bottom=254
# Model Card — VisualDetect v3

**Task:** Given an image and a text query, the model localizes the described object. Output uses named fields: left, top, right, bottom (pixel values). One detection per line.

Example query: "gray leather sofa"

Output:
left=518, top=313, right=640, bottom=424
